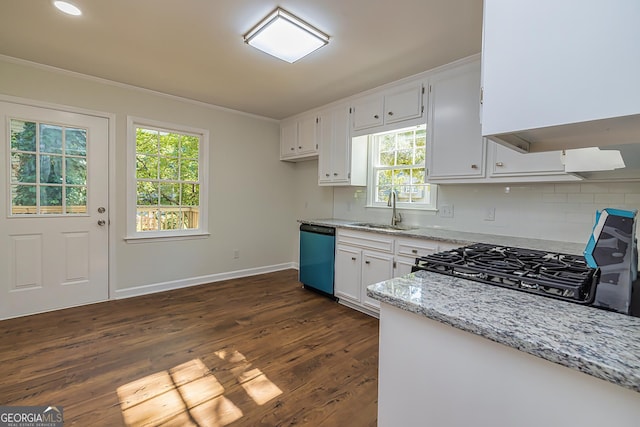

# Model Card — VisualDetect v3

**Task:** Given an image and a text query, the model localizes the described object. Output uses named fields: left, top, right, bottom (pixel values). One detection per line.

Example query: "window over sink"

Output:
left=367, top=124, right=437, bottom=210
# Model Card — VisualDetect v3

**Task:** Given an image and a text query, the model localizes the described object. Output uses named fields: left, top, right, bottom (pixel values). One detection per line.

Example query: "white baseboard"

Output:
left=114, top=262, right=297, bottom=300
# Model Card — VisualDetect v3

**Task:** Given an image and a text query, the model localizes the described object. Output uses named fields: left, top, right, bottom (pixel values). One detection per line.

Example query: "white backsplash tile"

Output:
left=332, top=181, right=640, bottom=245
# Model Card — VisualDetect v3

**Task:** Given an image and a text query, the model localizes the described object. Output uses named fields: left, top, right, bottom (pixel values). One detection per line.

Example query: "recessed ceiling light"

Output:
left=53, top=1, right=82, bottom=16
left=244, top=8, right=329, bottom=63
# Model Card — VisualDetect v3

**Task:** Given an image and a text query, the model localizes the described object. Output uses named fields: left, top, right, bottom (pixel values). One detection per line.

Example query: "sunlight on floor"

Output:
left=117, top=352, right=282, bottom=426
left=215, top=350, right=283, bottom=406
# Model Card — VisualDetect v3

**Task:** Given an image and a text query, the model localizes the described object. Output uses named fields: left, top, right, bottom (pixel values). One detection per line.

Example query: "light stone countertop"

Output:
left=298, top=218, right=587, bottom=255
left=366, top=271, right=640, bottom=393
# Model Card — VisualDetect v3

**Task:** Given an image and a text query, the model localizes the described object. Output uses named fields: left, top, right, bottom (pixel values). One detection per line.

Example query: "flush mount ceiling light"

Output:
left=53, top=1, right=82, bottom=16
left=243, top=7, right=329, bottom=63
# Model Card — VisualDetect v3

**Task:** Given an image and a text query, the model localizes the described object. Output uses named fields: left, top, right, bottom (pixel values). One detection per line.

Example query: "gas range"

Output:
left=412, top=243, right=600, bottom=305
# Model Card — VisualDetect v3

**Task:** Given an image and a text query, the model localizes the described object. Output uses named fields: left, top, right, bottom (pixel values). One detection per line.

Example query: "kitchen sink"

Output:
left=350, top=222, right=419, bottom=232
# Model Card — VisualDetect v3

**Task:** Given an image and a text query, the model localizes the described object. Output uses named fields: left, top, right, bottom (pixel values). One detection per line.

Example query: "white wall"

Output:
left=0, top=56, right=306, bottom=294
left=333, top=181, right=640, bottom=245
left=3, top=55, right=638, bottom=299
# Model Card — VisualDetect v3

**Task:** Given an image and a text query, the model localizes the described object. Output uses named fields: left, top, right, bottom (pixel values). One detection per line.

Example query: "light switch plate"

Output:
left=440, top=204, right=454, bottom=218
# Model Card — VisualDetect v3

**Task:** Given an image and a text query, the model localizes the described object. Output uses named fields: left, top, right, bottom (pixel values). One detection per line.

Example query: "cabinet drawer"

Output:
left=337, top=230, right=394, bottom=253
left=395, top=239, right=439, bottom=258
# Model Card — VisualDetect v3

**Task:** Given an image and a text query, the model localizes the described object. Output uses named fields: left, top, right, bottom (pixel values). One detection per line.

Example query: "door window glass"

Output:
left=9, top=119, right=88, bottom=215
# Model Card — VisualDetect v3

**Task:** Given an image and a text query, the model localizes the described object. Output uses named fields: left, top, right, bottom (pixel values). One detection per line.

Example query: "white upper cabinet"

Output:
left=317, top=103, right=367, bottom=186
left=427, top=59, right=486, bottom=181
left=351, top=80, right=425, bottom=135
left=280, top=120, right=298, bottom=158
left=426, top=57, right=579, bottom=183
left=280, top=114, right=319, bottom=161
left=351, top=94, right=384, bottom=131
left=383, top=81, right=424, bottom=125
left=481, top=0, right=640, bottom=152
left=297, top=116, right=317, bottom=154
left=490, top=143, right=564, bottom=176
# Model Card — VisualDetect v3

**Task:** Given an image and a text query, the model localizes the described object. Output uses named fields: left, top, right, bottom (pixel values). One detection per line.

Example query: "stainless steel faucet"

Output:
left=387, top=190, right=402, bottom=226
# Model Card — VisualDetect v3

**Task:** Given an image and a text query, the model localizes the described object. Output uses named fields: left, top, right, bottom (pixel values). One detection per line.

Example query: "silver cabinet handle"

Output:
left=412, top=249, right=418, bottom=254
left=496, top=162, right=504, bottom=167
left=365, top=260, right=371, bottom=265
left=388, top=111, right=394, bottom=116
left=471, top=164, right=478, bottom=169
left=351, top=257, right=357, bottom=261
left=374, top=114, right=379, bottom=119
left=333, top=173, right=338, bottom=176
left=98, top=207, right=106, bottom=213
left=98, top=220, right=106, bottom=226
left=326, top=173, right=330, bottom=177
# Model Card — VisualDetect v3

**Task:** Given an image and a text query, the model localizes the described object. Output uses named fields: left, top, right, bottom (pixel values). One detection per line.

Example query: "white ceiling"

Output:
left=0, top=0, right=483, bottom=119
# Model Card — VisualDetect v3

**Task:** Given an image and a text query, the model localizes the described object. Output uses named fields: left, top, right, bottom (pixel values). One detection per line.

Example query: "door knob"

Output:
left=98, top=220, right=106, bottom=226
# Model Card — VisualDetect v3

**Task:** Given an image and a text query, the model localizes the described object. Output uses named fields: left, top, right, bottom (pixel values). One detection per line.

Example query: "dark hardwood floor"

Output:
left=0, top=270, right=379, bottom=426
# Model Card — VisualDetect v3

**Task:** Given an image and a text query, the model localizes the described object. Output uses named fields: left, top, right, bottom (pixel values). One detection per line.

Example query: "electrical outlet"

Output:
left=233, top=249, right=240, bottom=259
left=484, top=208, right=496, bottom=221
left=440, top=204, right=454, bottom=218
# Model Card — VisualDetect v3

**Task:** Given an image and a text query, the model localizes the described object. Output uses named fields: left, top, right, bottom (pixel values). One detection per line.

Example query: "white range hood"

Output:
left=488, top=115, right=640, bottom=154
left=562, top=143, right=640, bottom=181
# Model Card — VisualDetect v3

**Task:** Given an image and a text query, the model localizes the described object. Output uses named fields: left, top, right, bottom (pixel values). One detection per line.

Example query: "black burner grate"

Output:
left=413, top=243, right=599, bottom=304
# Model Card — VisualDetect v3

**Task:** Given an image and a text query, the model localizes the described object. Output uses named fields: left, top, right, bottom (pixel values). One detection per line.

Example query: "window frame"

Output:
left=366, top=124, right=437, bottom=211
left=8, top=118, right=90, bottom=217
left=126, top=116, right=209, bottom=241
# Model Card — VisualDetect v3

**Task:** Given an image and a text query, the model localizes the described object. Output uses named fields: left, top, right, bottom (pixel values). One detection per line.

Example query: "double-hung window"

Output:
left=127, top=117, right=208, bottom=240
left=368, top=124, right=436, bottom=209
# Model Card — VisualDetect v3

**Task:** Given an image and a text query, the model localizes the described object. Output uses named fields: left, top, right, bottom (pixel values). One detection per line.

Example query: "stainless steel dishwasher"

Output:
left=299, top=224, right=336, bottom=298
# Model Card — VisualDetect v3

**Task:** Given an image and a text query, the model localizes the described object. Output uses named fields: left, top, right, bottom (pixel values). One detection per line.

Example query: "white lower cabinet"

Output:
left=335, top=245, right=362, bottom=303
left=361, top=251, right=394, bottom=312
left=335, top=230, right=464, bottom=317
left=394, top=238, right=440, bottom=276
left=334, top=230, right=394, bottom=317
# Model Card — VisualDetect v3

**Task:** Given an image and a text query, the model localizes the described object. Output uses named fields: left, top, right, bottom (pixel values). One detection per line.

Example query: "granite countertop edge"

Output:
left=298, top=218, right=586, bottom=255
left=367, top=273, right=640, bottom=394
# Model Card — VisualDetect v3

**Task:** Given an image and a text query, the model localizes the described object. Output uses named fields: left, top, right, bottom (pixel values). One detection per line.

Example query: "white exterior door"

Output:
left=0, top=102, right=109, bottom=319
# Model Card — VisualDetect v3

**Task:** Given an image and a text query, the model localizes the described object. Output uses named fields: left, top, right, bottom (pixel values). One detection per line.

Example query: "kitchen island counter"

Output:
left=367, top=272, right=640, bottom=426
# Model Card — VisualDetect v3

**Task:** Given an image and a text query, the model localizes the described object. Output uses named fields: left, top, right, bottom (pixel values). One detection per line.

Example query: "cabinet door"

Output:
left=280, top=120, right=297, bottom=158
left=331, top=106, right=351, bottom=183
left=297, top=115, right=318, bottom=155
left=335, top=245, right=361, bottom=303
left=384, top=81, right=424, bottom=125
left=318, top=105, right=351, bottom=185
left=317, top=111, right=334, bottom=184
left=490, top=143, right=566, bottom=176
left=395, top=256, right=417, bottom=277
left=427, top=60, right=486, bottom=179
left=482, top=0, right=640, bottom=138
left=361, top=251, right=394, bottom=311
left=352, top=94, right=384, bottom=131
